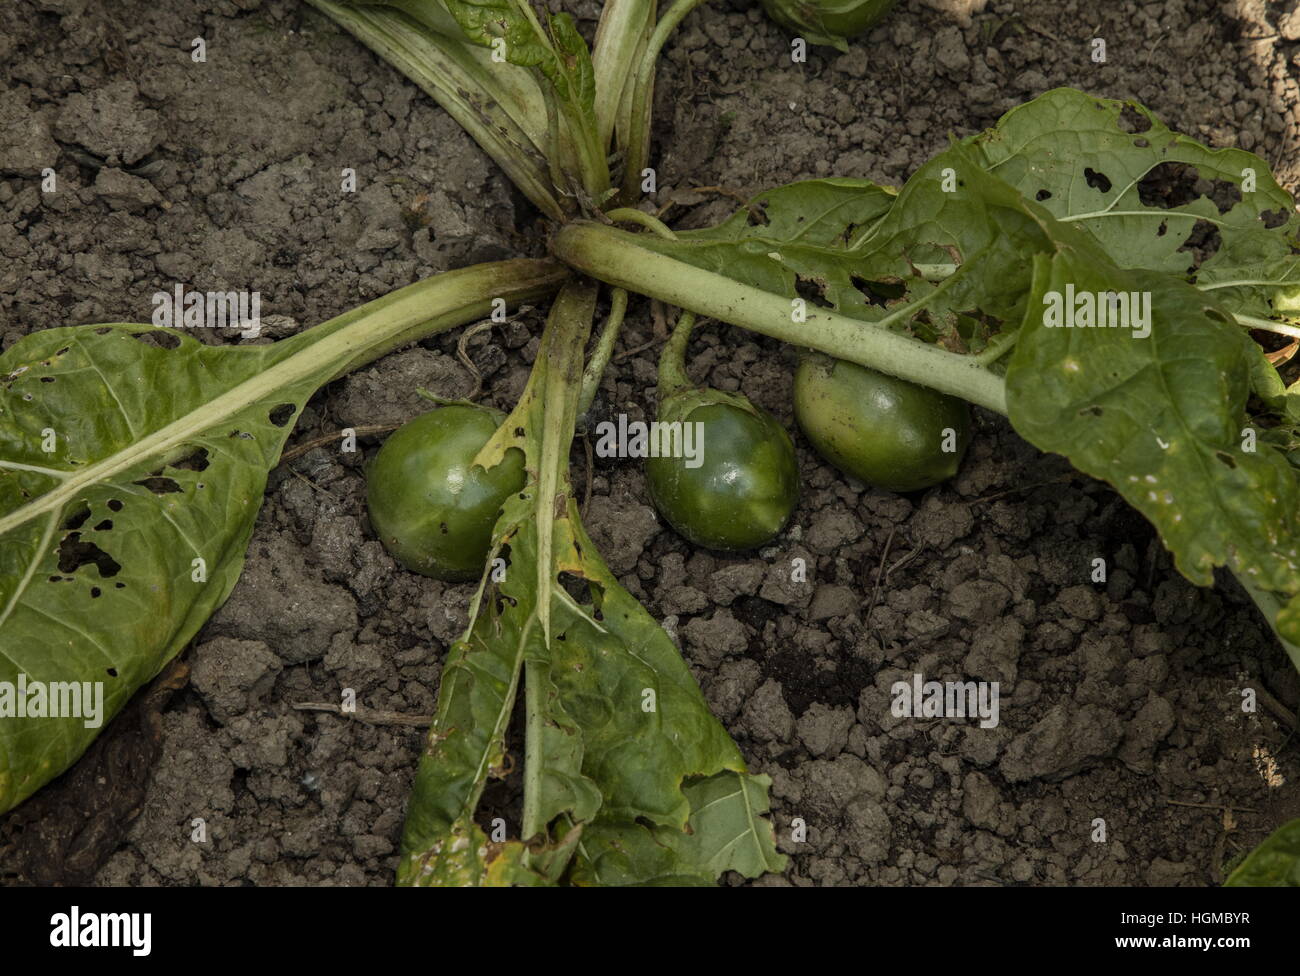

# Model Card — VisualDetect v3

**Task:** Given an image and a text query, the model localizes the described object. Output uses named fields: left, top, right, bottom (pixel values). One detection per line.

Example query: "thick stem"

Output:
left=657, top=310, right=695, bottom=397
left=553, top=221, right=1009, bottom=414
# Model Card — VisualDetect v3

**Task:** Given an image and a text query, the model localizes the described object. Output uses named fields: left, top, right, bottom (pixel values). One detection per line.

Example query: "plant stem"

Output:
left=657, top=310, right=696, bottom=397
left=519, top=278, right=598, bottom=852
left=604, top=207, right=677, bottom=239
left=579, top=287, right=629, bottom=415
left=0, top=259, right=568, bottom=538
left=306, top=0, right=564, bottom=219
left=621, top=0, right=711, bottom=202
left=553, top=222, right=1009, bottom=414
left=1234, top=313, right=1300, bottom=342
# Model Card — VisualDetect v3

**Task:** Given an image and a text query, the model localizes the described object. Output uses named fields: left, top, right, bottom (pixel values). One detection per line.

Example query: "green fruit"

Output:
left=646, top=388, right=800, bottom=552
left=760, top=0, right=897, bottom=50
left=366, top=404, right=525, bottom=581
left=793, top=356, right=970, bottom=492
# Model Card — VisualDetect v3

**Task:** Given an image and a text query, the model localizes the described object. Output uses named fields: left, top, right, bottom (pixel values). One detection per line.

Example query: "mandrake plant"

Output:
left=3, top=0, right=1300, bottom=885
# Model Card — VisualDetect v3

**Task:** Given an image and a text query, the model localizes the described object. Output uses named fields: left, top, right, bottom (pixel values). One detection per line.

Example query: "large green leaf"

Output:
left=1225, top=818, right=1300, bottom=886
left=398, top=280, right=784, bottom=886
left=0, top=259, right=566, bottom=815
left=974, top=88, right=1300, bottom=315
left=1006, top=246, right=1300, bottom=641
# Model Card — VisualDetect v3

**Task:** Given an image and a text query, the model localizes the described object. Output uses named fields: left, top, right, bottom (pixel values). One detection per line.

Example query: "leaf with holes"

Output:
left=398, top=280, right=784, bottom=886
left=0, top=259, right=566, bottom=815
left=973, top=87, right=1300, bottom=317
left=1006, top=245, right=1300, bottom=643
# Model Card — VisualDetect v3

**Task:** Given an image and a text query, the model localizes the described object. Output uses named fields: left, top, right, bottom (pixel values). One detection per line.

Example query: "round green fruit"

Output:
left=365, top=404, right=525, bottom=581
left=646, top=389, right=800, bottom=552
left=760, top=0, right=897, bottom=49
left=793, top=356, right=970, bottom=492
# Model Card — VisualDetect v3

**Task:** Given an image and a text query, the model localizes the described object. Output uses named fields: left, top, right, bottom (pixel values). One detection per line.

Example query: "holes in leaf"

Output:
left=1261, top=207, right=1289, bottom=229
left=1177, top=219, right=1222, bottom=270
left=269, top=403, right=295, bottom=427
left=61, top=505, right=92, bottom=531
left=1136, top=162, right=1238, bottom=214
left=746, top=201, right=770, bottom=226
left=794, top=274, right=834, bottom=309
left=1117, top=104, right=1152, bottom=134
left=439, top=522, right=449, bottom=535
left=169, top=446, right=209, bottom=471
left=106, top=667, right=118, bottom=677
left=40, top=376, right=54, bottom=383
left=1035, top=189, right=1052, bottom=201
left=1133, top=137, right=1150, bottom=149
left=90, top=587, right=101, bottom=598
left=850, top=275, right=906, bottom=308
left=514, top=427, right=525, bottom=437
left=131, top=330, right=180, bottom=350
left=114, top=582, right=125, bottom=589
left=93, top=519, right=113, bottom=531
left=1156, top=220, right=1168, bottom=237
left=107, top=498, right=123, bottom=512
left=57, top=533, right=121, bottom=578
left=1215, top=451, right=1237, bottom=469
left=1084, top=167, right=1112, bottom=193
left=1078, top=405, right=1104, bottom=417
left=133, top=475, right=182, bottom=494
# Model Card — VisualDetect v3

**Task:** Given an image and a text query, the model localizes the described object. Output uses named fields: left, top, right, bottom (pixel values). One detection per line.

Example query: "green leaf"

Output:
left=0, top=259, right=566, bottom=815
left=1005, top=246, right=1300, bottom=639
left=1225, top=817, right=1300, bottom=886
left=573, top=771, right=786, bottom=885
left=398, top=281, right=784, bottom=886
left=973, top=88, right=1300, bottom=316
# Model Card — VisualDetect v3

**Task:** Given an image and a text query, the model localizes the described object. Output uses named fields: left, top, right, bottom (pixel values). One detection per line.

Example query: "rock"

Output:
left=759, top=547, right=815, bottom=608
left=999, top=703, right=1123, bottom=782
left=805, top=509, right=862, bottom=553
left=706, top=563, right=764, bottom=605
left=801, top=755, right=886, bottom=818
left=1118, top=695, right=1176, bottom=773
left=740, top=679, right=795, bottom=743
left=796, top=702, right=855, bottom=758
left=961, top=771, right=1000, bottom=830
left=683, top=609, right=749, bottom=668
left=842, top=797, right=891, bottom=863
left=190, top=637, right=281, bottom=724
left=584, top=495, right=659, bottom=576
left=1145, top=857, right=1196, bottom=886
left=54, top=80, right=164, bottom=165
left=93, top=167, right=162, bottom=212
left=963, top=617, right=1025, bottom=686
left=1058, top=584, right=1103, bottom=621
left=808, top=584, right=858, bottom=621
left=947, top=579, right=1011, bottom=622
left=208, top=535, right=358, bottom=664
left=0, top=90, right=59, bottom=176
left=934, top=27, right=971, bottom=76
left=706, top=658, right=763, bottom=722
